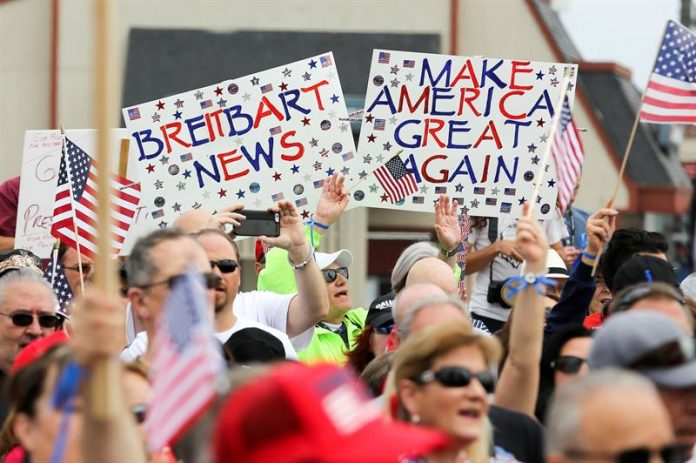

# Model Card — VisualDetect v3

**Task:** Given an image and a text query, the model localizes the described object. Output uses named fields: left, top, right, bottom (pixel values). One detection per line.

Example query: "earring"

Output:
left=411, top=413, right=421, bottom=424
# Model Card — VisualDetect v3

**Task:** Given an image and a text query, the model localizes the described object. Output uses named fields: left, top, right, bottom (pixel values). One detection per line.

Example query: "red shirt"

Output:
left=0, top=176, right=20, bottom=237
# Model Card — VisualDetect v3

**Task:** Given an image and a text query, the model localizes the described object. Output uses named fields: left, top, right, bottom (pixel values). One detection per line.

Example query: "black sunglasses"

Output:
left=374, top=322, right=395, bottom=335
left=629, top=339, right=694, bottom=370
left=564, top=443, right=686, bottom=463
left=322, top=267, right=349, bottom=283
left=0, top=311, right=61, bottom=329
left=137, top=272, right=221, bottom=290
left=414, top=366, right=496, bottom=394
left=210, top=259, right=239, bottom=274
left=551, top=355, right=586, bottom=374
left=131, top=403, right=147, bottom=424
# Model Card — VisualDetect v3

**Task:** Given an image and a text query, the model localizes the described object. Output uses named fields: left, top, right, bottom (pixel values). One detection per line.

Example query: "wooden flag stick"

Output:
left=527, top=75, right=572, bottom=218
left=59, top=127, right=85, bottom=297
left=90, top=0, right=119, bottom=420
left=118, top=139, right=130, bottom=178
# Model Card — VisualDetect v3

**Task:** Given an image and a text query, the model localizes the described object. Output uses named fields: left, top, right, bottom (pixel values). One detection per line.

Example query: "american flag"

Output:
left=640, top=20, right=696, bottom=124
left=145, top=268, right=224, bottom=452
left=378, top=51, right=391, bottom=64
left=320, top=54, right=333, bottom=68
left=43, top=248, right=73, bottom=315
left=51, top=137, right=141, bottom=258
left=373, top=155, right=418, bottom=203
left=551, top=95, right=585, bottom=213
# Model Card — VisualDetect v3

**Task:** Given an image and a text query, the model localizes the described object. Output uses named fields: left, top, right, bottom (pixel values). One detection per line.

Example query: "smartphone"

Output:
left=233, top=210, right=280, bottom=237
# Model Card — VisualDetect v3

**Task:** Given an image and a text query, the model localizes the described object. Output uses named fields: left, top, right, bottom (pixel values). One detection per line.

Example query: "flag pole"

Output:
left=90, top=0, right=119, bottom=420
left=59, top=127, right=85, bottom=297
left=527, top=73, right=572, bottom=218
left=591, top=21, right=669, bottom=275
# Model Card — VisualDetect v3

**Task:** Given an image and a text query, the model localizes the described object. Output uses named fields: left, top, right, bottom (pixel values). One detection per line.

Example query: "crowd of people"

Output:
left=0, top=171, right=694, bottom=463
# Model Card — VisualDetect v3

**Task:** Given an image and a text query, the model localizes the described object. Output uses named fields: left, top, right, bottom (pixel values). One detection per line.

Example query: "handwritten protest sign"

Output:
left=123, top=52, right=356, bottom=227
left=355, top=50, right=578, bottom=218
left=15, top=130, right=153, bottom=258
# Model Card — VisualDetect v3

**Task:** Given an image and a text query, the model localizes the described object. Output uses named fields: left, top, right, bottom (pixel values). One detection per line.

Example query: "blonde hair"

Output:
left=393, top=321, right=501, bottom=463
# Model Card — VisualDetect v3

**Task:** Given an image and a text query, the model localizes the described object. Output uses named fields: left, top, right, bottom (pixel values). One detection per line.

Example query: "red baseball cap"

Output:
left=12, top=331, right=69, bottom=373
left=214, top=363, right=448, bottom=463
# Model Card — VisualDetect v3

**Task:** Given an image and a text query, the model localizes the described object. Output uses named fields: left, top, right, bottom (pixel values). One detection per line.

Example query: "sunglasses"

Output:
left=629, top=338, right=694, bottom=370
left=374, top=322, right=395, bottom=335
left=564, top=443, right=686, bottom=463
left=210, top=259, right=239, bottom=274
left=552, top=355, right=586, bottom=374
left=137, top=272, right=221, bottom=291
left=0, top=311, right=61, bottom=329
left=131, top=403, right=147, bottom=424
left=322, top=267, right=349, bottom=283
left=414, top=366, right=496, bottom=394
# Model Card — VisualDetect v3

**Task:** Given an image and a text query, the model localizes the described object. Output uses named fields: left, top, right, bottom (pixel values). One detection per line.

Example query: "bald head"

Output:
left=404, top=257, right=457, bottom=294
left=393, top=283, right=446, bottom=326
left=173, top=209, right=214, bottom=234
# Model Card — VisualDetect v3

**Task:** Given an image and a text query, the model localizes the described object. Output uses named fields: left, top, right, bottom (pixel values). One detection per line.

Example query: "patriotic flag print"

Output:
left=43, top=253, right=74, bottom=315
left=127, top=107, right=141, bottom=120
left=640, top=20, right=696, bottom=124
left=51, top=137, right=141, bottom=258
left=551, top=95, right=585, bottom=213
left=373, top=155, right=418, bottom=203
left=260, top=83, right=273, bottom=93
left=435, top=186, right=447, bottom=194
left=403, top=59, right=416, bottom=68
left=200, top=100, right=213, bottom=109
left=320, top=55, right=333, bottom=68
left=145, top=269, right=224, bottom=452
left=374, top=119, right=386, bottom=130
left=378, top=51, right=391, bottom=64
left=270, top=126, right=282, bottom=136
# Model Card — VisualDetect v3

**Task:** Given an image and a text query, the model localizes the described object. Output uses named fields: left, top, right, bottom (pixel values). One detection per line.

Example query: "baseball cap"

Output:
left=213, top=363, right=448, bottom=463
left=12, top=331, right=69, bottom=373
left=365, top=292, right=395, bottom=328
left=224, top=327, right=286, bottom=364
left=588, top=311, right=696, bottom=389
left=0, top=249, right=43, bottom=279
left=255, top=239, right=270, bottom=263
left=315, top=249, right=352, bottom=270
left=611, top=255, right=676, bottom=294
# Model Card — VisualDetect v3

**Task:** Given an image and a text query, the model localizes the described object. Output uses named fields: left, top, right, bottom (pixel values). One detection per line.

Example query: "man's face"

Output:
left=324, top=263, right=352, bottom=315
left=658, top=387, right=696, bottom=456
left=61, top=248, right=94, bottom=294
left=129, top=237, right=213, bottom=328
left=0, top=280, right=57, bottom=371
left=196, top=233, right=241, bottom=314
left=589, top=276, right=612, bottom=315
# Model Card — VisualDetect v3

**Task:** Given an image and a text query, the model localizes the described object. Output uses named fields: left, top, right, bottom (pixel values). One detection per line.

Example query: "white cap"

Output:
left=315, top=249, right=353, bottom=269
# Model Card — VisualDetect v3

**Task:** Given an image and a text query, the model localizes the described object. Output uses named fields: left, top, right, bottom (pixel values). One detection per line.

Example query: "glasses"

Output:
left=137, top=272, right=221, bottom=291
left=374, top=322, right=395, bottom=335
left=131, top=403, right=147, bottom=424
left=210, top=259, right=239, bottom=274
left=629, top=338, right=694, bottom=370
left=63, top=263, right=94, bottom=274
left=0, top=311, right=61, bottom=329
left=552, top=355, right=587, bottom=374
left=414, top=366, right=496, bottom=394
left=322, top=267, right=349, bottom=283
left=564, top=443, right=686, bottom=463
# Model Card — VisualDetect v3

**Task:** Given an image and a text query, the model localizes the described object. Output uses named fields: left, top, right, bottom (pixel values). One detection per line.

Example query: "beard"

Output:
left=214, top=291, right=229, bottom=314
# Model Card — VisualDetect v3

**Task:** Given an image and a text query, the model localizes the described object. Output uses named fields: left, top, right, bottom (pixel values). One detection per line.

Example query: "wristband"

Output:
left=503, top=273, right=557, bottom=300
left=288, top=245, right=315, bottom=270
left=582, top=251, right=597, bottom=260
left=440, top=247, right=458, bottom=258
left=310, top=214, right=330, bottom=230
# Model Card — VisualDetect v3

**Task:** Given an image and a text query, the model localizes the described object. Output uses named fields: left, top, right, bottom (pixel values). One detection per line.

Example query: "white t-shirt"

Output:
left=215, top=316, right=298, bottom=360
left=232, top=291, right=314, bottom=350
left=468, top=215, right=565, bottom=322
left=121, top=331, right=148, bottom=363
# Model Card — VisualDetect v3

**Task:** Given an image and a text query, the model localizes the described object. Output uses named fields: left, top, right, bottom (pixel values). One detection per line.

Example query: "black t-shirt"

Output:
left=489, top=405, right=544, bottom=463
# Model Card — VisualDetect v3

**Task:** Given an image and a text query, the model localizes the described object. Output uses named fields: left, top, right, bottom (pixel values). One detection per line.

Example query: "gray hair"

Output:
left=127, top=228, right=188, bottom=288
left=390, top=241, right=438, bottom=293
left=0, top=269, right=57, bottom=309
left=545, top=369, right=658, bottom=457
left=398, top=294, right=469, bottom=341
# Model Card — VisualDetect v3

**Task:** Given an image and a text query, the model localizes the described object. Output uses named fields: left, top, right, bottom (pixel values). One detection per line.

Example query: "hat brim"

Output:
left=366, top=310, right=394, bottom=328
left=315, top=249, right=353, bottom=270
left=643, top=360, right=696, bottom=389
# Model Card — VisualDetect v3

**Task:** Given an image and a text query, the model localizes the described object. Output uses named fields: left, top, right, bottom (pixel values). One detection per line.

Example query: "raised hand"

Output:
left=314, top=172, right=349, bottom=227
left=585, top=206, right=618, bottom=255
left=261, top=200, right=306, bottom=253
left=516, top=204, right=549, bottom=273
left=206, top=203, right=246, bottom=230
left=434, top=194, right=460, bottom=252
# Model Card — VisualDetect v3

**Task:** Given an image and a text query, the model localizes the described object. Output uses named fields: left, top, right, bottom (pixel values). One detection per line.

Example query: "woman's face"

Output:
left=122, top=370, right=152, bottom=440
left=403, top=344, right=489, bottom=446
left=553, top=336, right=593, bottom=388
left=14, top=364, right=84, bottom=463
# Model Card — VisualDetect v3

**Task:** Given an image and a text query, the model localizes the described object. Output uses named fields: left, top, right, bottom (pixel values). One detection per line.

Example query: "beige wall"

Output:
left=1, top=0, right=632, bottom=304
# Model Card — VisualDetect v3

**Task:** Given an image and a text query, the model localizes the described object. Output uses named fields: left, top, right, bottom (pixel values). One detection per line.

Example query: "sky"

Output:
left=555, top=0, right=680, bottom=88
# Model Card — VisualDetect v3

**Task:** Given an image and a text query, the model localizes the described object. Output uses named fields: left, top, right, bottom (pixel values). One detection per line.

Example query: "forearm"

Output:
left=286, top=242, right=329, bottom=337
left=0, top=236, right=14, bottom=252
left=495, top=267, right=546, bottom=417
left=544, top=260, right=596, bottom=335
left=464, top=243, right=498, bottom=274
